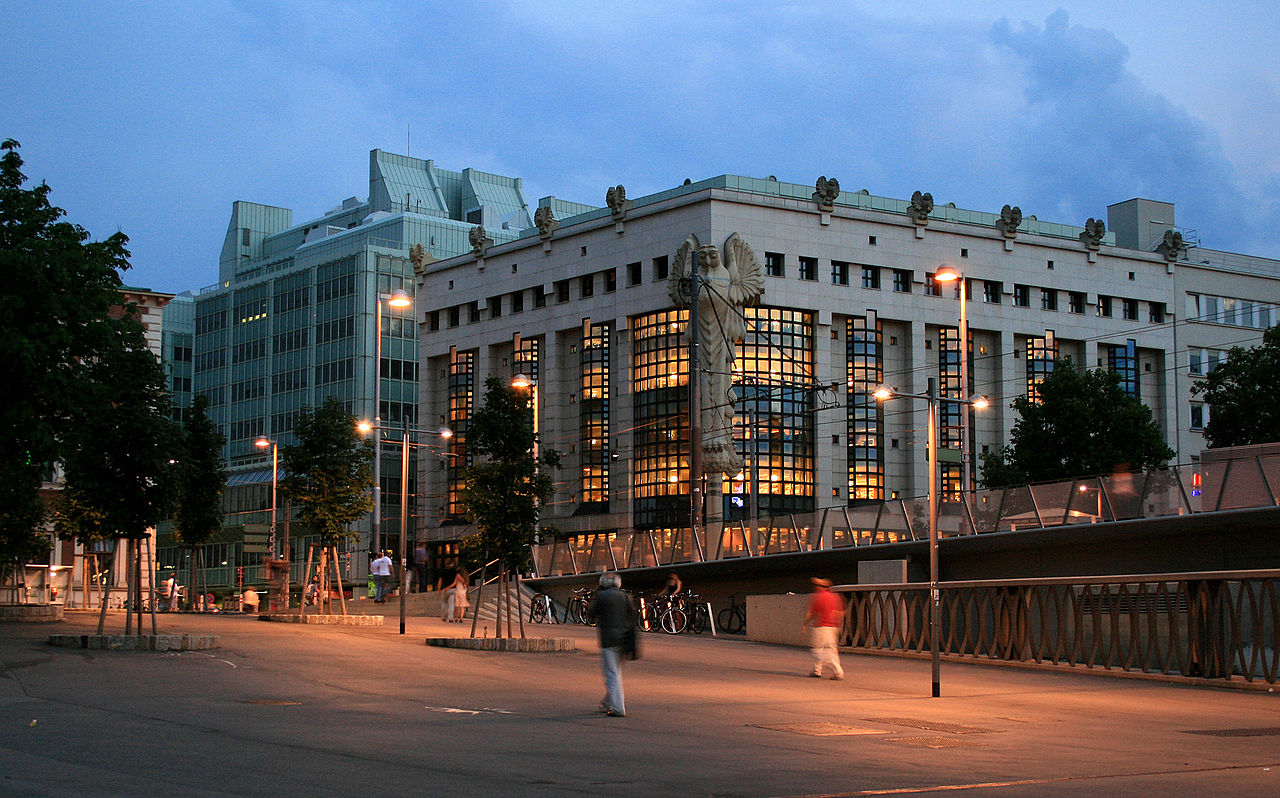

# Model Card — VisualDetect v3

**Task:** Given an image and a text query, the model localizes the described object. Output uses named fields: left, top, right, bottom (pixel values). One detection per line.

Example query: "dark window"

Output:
left=892, top=269, right=911, bottom=293
left=832, top=261, right=849, bottom=286
left=983, top=281, right=1001, bottom=304
left=1097, top=295, right=1112, bottom=317
left=627, top=262, right=642, bottom=286
left=653, top=256, right=669, bottom=281
left=1190, top=404, right=1205, bottom=429
left=1069, top=291, right=1086, bottom=314
left=1149, top=302, right=1165, bottom=323
left=765, top=251, right=784, bottom=277
left=580, top=274, right=594, bottom=298
left=488, top=296, right=502, bottom=318
left=448, top=306, right=460, bottom=327
left=604, top=269, right=616, bottom=293
left=861, top=265, right=880, bottom=290
left=1013, top=285, right=1030, bottom=307
left=510, top=291, right=524, bottom=313
left=1041, top=288, right=1058, bottom=311
left=469, top=301, right=481, bottom=322
left=556, top=280, right=570, bottom=303
left=429, top=311, right=439, bottom=332
left=798, top=257, right=817, bottom=281
left=924, top=272, right=942, bottom=297
left=1122, top=298, right=1138, bottom=321
left=532, top=286, right=546, bottom=309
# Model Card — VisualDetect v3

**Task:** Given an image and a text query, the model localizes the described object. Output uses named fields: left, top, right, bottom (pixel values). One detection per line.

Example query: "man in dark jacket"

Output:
left=588, top=572, right=633, bottom=717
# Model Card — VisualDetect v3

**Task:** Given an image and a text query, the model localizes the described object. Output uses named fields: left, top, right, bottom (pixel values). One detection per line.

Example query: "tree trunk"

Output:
left=96, top=539, right=116, bottom=635
left=516, top=571, right=526, bottom=639
left=469, top=554, right=490, bottom=639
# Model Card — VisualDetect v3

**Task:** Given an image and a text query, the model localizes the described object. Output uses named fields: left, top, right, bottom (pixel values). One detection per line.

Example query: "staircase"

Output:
left=466, top=578, right=548, bottom=626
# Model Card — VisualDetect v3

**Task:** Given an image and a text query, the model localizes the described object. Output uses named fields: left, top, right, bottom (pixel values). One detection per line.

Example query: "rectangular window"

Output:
left=892, top=269, right=911, bottom=294
left=765, top=251, right=785, bottom=277
left=861, top=265, right=881, bottom=290
left=1122, top=298, right=1138, bottom=321
left=510, top=291, right=524, bottom=313
left=983, top=281, right=1001, bottom=304
left=1107, top=340, right=1139, bottom=399
left=924, top=272, right=942, bottom=297
left=428, top=311, right=439, bottom=332
left=1041, top=288, right=1058, bottom=311
left=532, top=287, right=545, bottom=309
left=1097, top=295, right=1112, bottom=317
left=798, top=256, right=817, bottom=281
left=1148, top=302, right=1165, bottom=323
left=1189, top=349, right=1203, bottom=375
left=832, top=261, right=849, bottom=286
left=1025, top=333, right=1057, bottom=403
left=448, top=306, right=460, bottom=327
left=556, top=280, right=570, bottom=303
left=604, top=269, right=616, bottom=293
left=488, top=296, right=502, bottom=318
left=580, top=274, right=594, bottom=298
left=653, top=255, right=669, bottom=281
left=626, top=261, right=642, bottom=287
left=1013, top=285, right=1030, bottom=307
left=1068, top=291, right=1086, bottom=314
left=1190, top=403, right=1205, bottom=430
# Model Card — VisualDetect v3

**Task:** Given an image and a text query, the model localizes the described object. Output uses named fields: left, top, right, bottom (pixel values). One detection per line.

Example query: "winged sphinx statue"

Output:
left=668, top=233, right=765, bottom=476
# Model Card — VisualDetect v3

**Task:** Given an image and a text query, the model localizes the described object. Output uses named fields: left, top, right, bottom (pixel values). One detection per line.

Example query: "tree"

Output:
left=980, top=357, right=1174, bottom=488
left=54, top=315, right=181, bottom=632
left=172, top=395, right=227, bottom=608
left=1192, top=325, right=1280, bottom=448
left=280, top=397, right=374, bottom=547
left=0, top=138, right=130, bottom=567
left=460, top=375, right=559, bottom=637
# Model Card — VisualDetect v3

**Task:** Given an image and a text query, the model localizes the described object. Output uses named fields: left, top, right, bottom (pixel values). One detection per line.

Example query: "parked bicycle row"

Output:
left=529, top=587, right=747, bottom=636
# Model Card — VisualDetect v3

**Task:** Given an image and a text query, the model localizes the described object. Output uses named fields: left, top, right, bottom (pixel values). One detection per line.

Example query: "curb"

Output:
left=258, top=614, right=385, bottom=626
left=425, top=637, right=577, bottom=652
left=48, top=634, right=221, bottom=650
left=1, top=605, right=64, bottom=623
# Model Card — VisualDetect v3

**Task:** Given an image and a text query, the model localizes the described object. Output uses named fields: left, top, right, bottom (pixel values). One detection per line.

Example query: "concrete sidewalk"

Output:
left=1, top=611, right=1277, bottom=797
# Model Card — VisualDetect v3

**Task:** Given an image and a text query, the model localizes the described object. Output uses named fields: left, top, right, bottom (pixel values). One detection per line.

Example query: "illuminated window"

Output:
left=1025, top=333, right=1057, bottom=403
left=446, top=349, right=473, bottom=516
left=847, top=313, right=883, bottom=503
left=580, top=323, right=611, bottom=509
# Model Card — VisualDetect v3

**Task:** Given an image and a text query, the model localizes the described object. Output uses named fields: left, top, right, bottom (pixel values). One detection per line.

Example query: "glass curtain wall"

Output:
left=847, top=312, right=884, bottom=503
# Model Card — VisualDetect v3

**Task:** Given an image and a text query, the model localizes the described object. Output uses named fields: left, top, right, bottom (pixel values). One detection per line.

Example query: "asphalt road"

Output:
left=1, top=611, right=1278, bottom=797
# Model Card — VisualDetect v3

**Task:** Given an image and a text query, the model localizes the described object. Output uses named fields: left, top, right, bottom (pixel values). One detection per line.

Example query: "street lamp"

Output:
left=358, top=420, right=452, bottom=635
left=372, top=288, right=413, bottom=556
left=874, top=379, right=988, bottom=697
left=933, top=265, right=972, bottom=495
left=510, top=373, right=539, bottom=461
left=253, top=437, right=278, bottom=558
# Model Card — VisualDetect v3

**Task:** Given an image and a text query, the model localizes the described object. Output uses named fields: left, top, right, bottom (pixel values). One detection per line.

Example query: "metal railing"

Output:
left=839, top=570, right=1279, bottom=685
left=531, top=457, right=1280, bottom=577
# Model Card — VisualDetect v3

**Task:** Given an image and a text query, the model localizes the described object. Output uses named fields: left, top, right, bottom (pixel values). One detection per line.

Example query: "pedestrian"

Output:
left=370, top=550, right=393, bottom=603
left=242, top=587, right=260, bottom=614
left=450, top=569, right=469, bottom=622
left=801, top=577, right=845, bottom=680
left=588, top=572, right=635, bottom=717
left=161, top=575, right=177, bottom=612
left=168, top=578, right=182, bottom=613
left=304, top=576, right=320, bottom=606
left=414, top=543, right=429, bottom=592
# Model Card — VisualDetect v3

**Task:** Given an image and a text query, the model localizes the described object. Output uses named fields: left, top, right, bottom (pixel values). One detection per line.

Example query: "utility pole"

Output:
left=688, top=254, right=704, bottom=540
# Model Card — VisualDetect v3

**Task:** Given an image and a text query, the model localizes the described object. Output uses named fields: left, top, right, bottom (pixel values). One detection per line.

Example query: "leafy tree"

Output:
left=460, top=375, right=559, bottom=637
left=980, top=357, right=1174, bottom=488
left=462, top=375, right=560, bottom=573
left=1192, top=325, right=1280, bottom=448
left=280, top=396, right=374, bottom=547
left=0, top=138, right=129, bottom=566
left=56, top=316, right=181, bottom=542
left=172, top=395, right=227, bottom=606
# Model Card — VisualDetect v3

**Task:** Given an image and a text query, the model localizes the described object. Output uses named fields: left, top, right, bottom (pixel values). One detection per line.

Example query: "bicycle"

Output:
left=717, top=593, right=747, bottom=635
left=566, top=587, right=596, bottom=626
left=529, top=592, right=557, bottom=623
left=686, top=593, right=712, bottom=635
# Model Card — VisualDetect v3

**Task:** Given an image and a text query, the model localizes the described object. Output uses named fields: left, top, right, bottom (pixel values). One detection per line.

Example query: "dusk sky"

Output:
left=4, top=1, right=1277, bottom=296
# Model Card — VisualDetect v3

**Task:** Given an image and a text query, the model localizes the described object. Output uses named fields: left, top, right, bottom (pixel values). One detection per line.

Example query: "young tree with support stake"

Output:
left=172, top=395, right=226, bottom=610
left=461, top=375, right=559, bottom=638
left=280, top=397, right=374, bottom=615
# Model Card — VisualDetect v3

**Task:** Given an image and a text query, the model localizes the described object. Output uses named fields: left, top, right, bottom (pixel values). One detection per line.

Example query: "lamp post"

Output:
left=511, top=373, right=539, bottom=462
left=358, top=420, right=452, bottom=635
left=254, top=436, right=281, bottom=611
left=372, top=288, right=413, bottom=557
left=874, top=380, right=988, bottom=697
left=933, top=265, right=971, bottom=495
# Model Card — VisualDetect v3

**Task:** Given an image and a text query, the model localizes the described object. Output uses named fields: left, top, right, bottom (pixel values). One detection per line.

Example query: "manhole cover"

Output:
left=863, top=717, right=994, bottom=734
left=888, top=736, right=985, bottom=749
left=752, top=722, right=887, bottom=737
left=238, top=699, right=301, bottom=706
left=1184, top=727, right=1280, bottom=737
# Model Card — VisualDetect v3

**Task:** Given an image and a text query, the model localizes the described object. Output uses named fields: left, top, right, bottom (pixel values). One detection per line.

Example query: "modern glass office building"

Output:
left=173, top=150, right=532, bottom=590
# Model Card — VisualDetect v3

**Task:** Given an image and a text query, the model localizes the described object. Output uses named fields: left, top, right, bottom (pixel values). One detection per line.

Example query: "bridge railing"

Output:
left=530, top=456, right=1280, bottom=577
left=838, top=570, right=1280, bottom=685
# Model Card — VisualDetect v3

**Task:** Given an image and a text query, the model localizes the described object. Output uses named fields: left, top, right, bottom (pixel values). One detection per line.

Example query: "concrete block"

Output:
left=746, top=594, right=810, bottom=647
